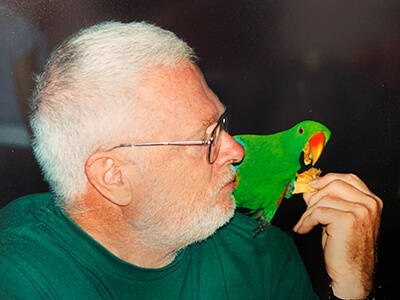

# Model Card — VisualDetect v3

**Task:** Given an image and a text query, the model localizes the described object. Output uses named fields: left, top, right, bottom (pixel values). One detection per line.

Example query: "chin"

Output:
left=215, top=189, right=236, bottom=216
left=132, top=187, right=237, bottom=251
left=192, top=195, right=236, bottom=242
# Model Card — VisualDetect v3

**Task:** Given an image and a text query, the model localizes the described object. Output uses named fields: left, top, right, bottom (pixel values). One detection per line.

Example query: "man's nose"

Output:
left=217, top=131, right=245, bottom=166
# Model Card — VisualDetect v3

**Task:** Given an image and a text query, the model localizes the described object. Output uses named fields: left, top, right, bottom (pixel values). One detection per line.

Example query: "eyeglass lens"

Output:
left=208, top=116, right=228, bottom=164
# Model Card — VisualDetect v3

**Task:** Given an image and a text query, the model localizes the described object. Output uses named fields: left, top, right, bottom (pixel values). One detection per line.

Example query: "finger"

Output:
left=296, top=198, right=381, bottom=245
left=302, top=173, right=370, bottom=206
left=294, top=196, right=370, bottom=233
left=293, top=206, right=347, bottom=234
left=307, top=180, right=363, bottom=206
left=302, top=192, right=314, bottom=206
left=306, top=178, right=382, bottom=214
left=305, top=188, right=381, bottom=235
left=309, top=173, right=372, bottom=196
left=308, top=195, right=366, bottom=214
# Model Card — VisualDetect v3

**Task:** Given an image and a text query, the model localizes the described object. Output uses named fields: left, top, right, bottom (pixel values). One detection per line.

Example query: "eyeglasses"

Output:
left=106, top=106, right=231, bottom=164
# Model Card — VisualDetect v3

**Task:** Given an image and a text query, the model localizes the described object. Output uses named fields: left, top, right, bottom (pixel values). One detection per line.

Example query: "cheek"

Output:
left=147, top=146, right=207, bottom=169
left=145, top=148, right=174, bottom=167
left=182, top=145, right=208, bottom=161
left=177, top=163, right=214, bottom=197
left=139, top=148, right=214, bottom=198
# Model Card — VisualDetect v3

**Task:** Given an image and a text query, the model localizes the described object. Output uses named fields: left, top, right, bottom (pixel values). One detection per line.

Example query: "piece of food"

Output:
left=293, top=167, right=322, bottom=194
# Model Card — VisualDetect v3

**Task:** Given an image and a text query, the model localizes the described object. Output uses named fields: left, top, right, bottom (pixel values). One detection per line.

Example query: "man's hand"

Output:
left=293, top=173, right=383, bottom=299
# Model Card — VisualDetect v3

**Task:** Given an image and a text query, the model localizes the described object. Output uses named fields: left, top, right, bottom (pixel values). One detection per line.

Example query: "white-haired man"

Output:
left=0, top=22, right=382, bottom=299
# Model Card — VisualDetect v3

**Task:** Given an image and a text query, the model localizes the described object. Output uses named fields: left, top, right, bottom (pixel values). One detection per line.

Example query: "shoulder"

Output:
left=0, top=194, right=80, bottom=298
left=0, top=193, right=52, bottom=231
left=212, top=212, right=301, bottom=265
left=0, top=257, right=42, bottom=299
left=197, top=213, right=317, bottom=299
left=218, top=212, right=295, bottom=246
left=0, top=193, right=54, bottom=274
left=1, top=193, right=51, bottom=210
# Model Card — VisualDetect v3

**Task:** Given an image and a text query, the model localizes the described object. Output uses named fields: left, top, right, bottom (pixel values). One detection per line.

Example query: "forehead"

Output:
left=134, top=62, right=224, bottom=138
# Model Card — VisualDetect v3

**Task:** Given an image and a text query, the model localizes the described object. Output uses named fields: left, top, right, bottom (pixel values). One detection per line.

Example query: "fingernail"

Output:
left=308, top=178, right=319, bottom=185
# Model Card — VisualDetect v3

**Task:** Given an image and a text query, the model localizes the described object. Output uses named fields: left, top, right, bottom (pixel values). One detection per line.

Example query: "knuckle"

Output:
left=375, top=196, right=384, bottom=211
left=324, top=179, right=347, bottom=193
left=379, top=199, right=383, bottom=212
left=310, top=194, right=331, bottom=208
left=365, top=194, right=383, bottom=216
left=319, top=195, right=334, bottom=206
left=326, top=179, right=342, bottom=189
left=313, top=205, right=330, bottom=217
left=344, top=173, right=360, bottom=184
left=357, top=203, right=370, bottom=219
left=343, top=211, right=358, bottom=225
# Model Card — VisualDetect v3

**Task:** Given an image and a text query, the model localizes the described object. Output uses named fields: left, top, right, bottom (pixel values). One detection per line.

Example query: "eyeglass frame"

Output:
left=106, top=106, right=231, bottom=164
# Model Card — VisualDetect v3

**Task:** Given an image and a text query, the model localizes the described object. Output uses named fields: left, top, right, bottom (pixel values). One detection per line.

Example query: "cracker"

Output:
left=293, top=167, right=322, bottom=194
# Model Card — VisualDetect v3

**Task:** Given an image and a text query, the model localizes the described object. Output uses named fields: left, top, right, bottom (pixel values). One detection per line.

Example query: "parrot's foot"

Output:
left=252, top=218, right=271, bottom=238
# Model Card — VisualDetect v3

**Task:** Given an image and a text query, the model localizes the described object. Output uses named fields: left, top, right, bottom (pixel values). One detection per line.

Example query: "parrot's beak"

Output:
left=302, top=131, right=326, bottom=166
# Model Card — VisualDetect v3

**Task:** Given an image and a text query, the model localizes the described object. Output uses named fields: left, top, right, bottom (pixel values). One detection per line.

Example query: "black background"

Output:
left=1, top=0, right=399, bottom=297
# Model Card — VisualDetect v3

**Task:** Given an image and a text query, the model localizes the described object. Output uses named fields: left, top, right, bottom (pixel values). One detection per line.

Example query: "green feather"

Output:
left=233, top=120, right=331, bottom=223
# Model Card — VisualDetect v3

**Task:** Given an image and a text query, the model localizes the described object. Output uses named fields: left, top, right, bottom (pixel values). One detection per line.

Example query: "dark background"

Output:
left=1, top=0, right=399, bottom=298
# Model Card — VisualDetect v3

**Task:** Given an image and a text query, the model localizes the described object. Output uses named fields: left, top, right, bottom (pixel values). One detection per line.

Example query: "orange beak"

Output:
left=308, top=131, right=326, bottom=165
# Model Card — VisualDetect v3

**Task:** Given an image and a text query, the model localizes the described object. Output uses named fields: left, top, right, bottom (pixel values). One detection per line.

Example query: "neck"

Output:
left=65, top=196, right=178, bottom=269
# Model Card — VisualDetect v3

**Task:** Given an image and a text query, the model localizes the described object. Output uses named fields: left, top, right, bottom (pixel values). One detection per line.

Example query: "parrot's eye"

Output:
left=299, top=127, right=304, bottom=134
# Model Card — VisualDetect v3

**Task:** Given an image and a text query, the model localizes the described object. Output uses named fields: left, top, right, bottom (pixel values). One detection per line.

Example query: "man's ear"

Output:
left=85, top=152, right=133, bottom=206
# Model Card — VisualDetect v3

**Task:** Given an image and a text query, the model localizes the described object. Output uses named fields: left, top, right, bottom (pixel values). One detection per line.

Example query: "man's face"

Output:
left=123, top=62, right=244, bottom=251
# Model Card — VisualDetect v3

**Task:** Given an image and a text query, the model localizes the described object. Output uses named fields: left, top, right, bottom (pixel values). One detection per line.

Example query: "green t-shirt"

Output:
left=0, top=193, right=318, bottom=299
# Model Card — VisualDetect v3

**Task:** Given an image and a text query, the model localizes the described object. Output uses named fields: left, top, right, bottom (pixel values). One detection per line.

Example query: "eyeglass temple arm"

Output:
left=107, top=140, right=212, bottom=151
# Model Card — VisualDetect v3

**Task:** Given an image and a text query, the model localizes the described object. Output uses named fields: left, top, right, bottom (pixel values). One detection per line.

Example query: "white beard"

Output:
left=129, top=165, right=237, bottom=251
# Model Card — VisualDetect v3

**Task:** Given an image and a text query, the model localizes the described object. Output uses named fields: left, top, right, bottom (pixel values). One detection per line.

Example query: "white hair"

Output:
left=30, top=21, right=197, bottom=205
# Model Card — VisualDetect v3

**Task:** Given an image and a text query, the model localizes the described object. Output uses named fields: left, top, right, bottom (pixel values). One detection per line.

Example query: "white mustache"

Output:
left=212, top=165, right=237, bottom=196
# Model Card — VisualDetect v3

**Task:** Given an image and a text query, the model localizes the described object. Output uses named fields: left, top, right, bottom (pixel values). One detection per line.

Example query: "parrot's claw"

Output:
left=251, top=209, right=271, bottom=238
left=252, top=219, right=271, bottom=238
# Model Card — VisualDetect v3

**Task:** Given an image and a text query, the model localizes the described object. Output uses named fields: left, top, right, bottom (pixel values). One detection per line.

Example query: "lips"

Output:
left=226, top=178, right=236, bottom=190
left=217, top=166, right=237, bottom=194
left=233, top=177, right=239, bottom=189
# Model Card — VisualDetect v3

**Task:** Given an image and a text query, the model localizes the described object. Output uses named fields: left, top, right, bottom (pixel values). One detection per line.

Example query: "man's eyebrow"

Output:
left=202, top=115, right=217, bottom=128
left=202, top=105, right=227, bottom=128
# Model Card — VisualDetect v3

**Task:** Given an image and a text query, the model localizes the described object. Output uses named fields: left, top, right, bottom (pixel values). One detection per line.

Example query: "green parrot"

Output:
left=233, top=120, right=331, bottom=231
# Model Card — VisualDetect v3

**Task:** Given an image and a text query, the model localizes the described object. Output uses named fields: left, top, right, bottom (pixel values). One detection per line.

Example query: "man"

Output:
left=0, top=21, right=382, bottom=299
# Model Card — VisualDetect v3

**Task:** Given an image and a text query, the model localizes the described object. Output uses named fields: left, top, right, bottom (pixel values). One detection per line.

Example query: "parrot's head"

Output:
left=281, top=120, right=331, bottom=172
